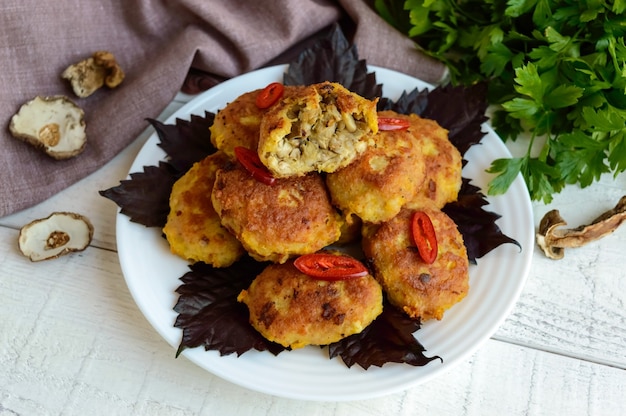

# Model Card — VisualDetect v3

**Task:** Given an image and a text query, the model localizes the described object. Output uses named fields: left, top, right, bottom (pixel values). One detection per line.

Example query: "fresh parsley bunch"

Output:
left=375, top=0, right=626, bottom=202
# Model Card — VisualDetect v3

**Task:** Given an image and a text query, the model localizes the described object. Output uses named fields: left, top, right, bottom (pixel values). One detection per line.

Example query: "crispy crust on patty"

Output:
left=210, top=86, right=305, bottom=159
left=362, top=206, right=469, bottom=321
left=258, top=82, right=378, bottom=177
left=403, top=113, right=462, bottom=209
left=211, top=163, right=343, bottom=263
left=163, top=152, right=245, bottom=267
left=237, top=259, right=383, bottom=349
left=326, top=111, right=427, bottom=223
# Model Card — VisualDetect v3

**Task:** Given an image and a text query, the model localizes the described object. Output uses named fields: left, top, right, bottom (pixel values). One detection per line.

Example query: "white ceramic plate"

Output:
left=116, top=65, right=534, bottom=401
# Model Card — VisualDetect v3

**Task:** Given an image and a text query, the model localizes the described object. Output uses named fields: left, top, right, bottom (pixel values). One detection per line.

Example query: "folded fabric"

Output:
left=0, top=0, right=446, bottom=217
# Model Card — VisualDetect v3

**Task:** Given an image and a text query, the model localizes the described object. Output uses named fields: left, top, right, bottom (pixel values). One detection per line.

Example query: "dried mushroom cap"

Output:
left=18, top=212, right=94, bottom=262
left=62, top=51, right=124, bottom=97
left=9, top=95, right=87, bottom=159
left=536, top=195, right=626, bottom=259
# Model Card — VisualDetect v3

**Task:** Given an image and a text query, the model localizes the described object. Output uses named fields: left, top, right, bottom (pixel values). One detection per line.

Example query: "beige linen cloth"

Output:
left=0, top=0, right=446, bottom=217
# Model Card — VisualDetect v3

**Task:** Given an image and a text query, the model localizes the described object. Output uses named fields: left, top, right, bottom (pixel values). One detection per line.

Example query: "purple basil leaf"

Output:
left=174, top=257, right=286, bottom=357
left=328, top=302, right=441, bottom=369
left=148, top=112, right=217, bottom=173
left=99, top=161, right=179, bottom=227
left=421, top=82, right=489, bottom=156
left=378, top=87, right=430, bottom=115
left=443, top=179, right=521, bottom=264
left=284, top=23, right=382, bottom=100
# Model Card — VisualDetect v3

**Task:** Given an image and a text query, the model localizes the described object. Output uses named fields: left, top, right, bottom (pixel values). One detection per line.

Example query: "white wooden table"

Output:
left=1, top=93, right=625, bottom=416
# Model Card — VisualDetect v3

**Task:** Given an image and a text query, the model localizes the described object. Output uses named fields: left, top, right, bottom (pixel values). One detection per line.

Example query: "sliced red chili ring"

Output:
left=410, top=211, right=438, bottom=264
left=234, top=146, right=276, bottom=186
left=378, top=117, right=410, bottom=131
left=293, top=253, right=369, bottom=281
left=255, top=82, right=284, bottom=109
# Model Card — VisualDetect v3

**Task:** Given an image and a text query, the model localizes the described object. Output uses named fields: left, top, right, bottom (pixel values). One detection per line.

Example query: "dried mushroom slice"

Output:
left=9, top=95, right=87, bottom=159
left=62, top=51, right=124, bottom=97
left=536, top=195, right=626, bottom=259
left=92, top=51, right=125, bottom=88
left=18, top=212, right=94, bottom=262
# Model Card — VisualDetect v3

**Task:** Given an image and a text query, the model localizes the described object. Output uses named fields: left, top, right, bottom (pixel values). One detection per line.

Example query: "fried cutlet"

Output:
left=162, top=152, right=245, bottom=267
left=237, top=258, right=383, bottom=349
left=403, top=113, right=462, bottom=209
left=362, top=206, right=469, bottom=321
left=210, top=86, right=305, bottom=159
left=211, top=163, right=343, bottom=263
left=326, top=111, right=427, bottom=223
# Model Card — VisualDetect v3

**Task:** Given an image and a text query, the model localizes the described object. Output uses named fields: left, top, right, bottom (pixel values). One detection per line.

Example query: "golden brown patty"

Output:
left=403, top=113, right=462, bottom=209
left=237, top=258, right=383, bottom=349
left=334, top=213, right=363, bottom=245
left=209, top=86, right=305, bottom=159
left=258, top=81, right=378, bottom=177
left=362, top=206, right=469, bottom=321
left=326, top=111, right=427, bottom=223
left=162, top=152, right=245, bottom=267
left=211, top=163, right=343, bottom=263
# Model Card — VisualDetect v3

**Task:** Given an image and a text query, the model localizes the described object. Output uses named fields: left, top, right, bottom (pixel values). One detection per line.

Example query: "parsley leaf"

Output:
left=487, top=157, right=525, bottom=196
left=376, top=0, right=626, bottom=201
left=98, top=162, right=180, bottom=227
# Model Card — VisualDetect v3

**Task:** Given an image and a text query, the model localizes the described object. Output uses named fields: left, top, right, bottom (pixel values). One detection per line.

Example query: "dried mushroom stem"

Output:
left=536, top=195, right=626, bottom=259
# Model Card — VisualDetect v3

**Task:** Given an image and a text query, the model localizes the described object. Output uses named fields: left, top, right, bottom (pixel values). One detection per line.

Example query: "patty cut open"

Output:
left=259, top=82, right=378, bottom=177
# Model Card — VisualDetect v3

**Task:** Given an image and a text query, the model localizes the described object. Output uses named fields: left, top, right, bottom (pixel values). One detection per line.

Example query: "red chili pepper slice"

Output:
left=378, top=117, right=410, bottom=131
left=411, top=211, right=438, bottom=264
left=234, top=146, right=276, bottom=186
left=255, top=82, right=284, bottom=109
left=293, top=253, right=369, bottom=281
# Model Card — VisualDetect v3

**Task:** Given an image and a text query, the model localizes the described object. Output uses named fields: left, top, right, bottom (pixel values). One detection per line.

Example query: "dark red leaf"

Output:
left=328, top=302, right=441, bottom=369
left=421, top=82, right=489, bottom=156
left=378, top=87, right=429, bottom=116
left=283, top=23, right=382, bottom=100
left=443, top=179, right=521, bottom=264
left=98, top=161, right=180, bottom=227
left=148, top=112, right=217, bottom=173
left=174, top=256, right=286, bottom=357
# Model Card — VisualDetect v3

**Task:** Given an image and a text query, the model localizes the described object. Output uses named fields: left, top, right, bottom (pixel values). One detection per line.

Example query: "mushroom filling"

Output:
left=278, top=98, right=368, bottom=168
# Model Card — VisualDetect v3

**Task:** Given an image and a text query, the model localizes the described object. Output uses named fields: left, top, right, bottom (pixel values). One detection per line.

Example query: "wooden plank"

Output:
left=496, top=172, right=626, bottom=369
